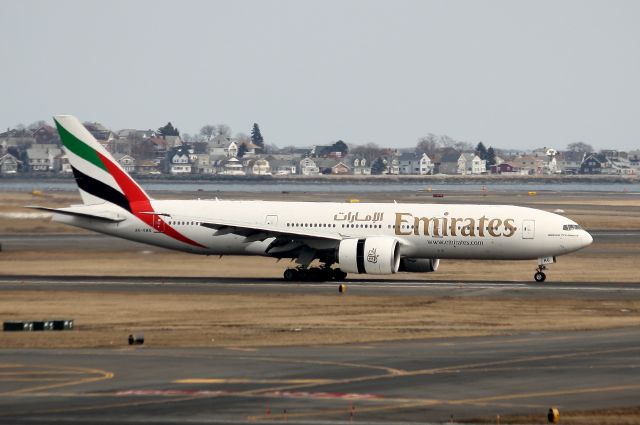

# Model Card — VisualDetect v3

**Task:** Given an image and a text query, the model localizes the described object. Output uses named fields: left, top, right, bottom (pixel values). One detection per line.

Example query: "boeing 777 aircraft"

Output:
left=34, top=115, right=593, bottom=285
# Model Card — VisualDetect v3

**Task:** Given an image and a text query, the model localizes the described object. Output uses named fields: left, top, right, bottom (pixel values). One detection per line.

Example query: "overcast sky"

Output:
left=2, top=0, right=639, bottom=150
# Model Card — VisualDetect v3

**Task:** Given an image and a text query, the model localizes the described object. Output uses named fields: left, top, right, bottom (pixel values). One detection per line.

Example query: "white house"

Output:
left=26, top=147, right=62, bottom=172
left=299, top=157, right=320, bottom=176
left=221, top=157, right=245, bottom=175
left=247, top=158, right=271, bottom=175
left=0, top=153, right=19, bottom=174
left=170, top=152, right=192, bottom=174
left=352, top=157, right=371, bottom=175
left=113, top=153, right=136, bottom=173
left=457, top=153, right=486, bottom=175
left=399, top=153, right=433, bottom=175
left=209, top=134, right=233, bottom=157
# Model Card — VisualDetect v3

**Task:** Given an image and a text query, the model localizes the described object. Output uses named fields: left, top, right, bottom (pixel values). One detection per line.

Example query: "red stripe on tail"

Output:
left=97, top=152, right=206, bottom=249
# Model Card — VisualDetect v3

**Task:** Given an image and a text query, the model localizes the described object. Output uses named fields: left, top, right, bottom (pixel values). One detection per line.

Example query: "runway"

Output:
left=2, top=229, right=639, bottom=251
left=0, top=327, right=639, bottom=424
left=3, top=274, right=640, bottom=303
left=2, top=232, right=640, bottom=423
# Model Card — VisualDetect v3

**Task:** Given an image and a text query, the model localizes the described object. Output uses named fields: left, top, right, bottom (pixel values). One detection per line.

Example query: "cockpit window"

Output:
left=562, top=224, right=582, bottom=231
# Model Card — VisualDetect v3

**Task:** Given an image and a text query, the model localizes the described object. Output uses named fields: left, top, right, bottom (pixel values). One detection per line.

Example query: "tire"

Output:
left=283, top=269, right=296, bottom=281
left=334, top=269, right=347, bottom=280
left=534, top=271, right=546, bottom=282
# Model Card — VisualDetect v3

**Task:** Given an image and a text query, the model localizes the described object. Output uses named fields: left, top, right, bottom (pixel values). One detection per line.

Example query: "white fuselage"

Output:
left=53, top=200, right=593, bottom=261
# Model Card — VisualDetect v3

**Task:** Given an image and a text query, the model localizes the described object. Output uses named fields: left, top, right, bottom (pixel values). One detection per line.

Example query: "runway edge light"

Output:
left=547, top=407, right=560, bottom=423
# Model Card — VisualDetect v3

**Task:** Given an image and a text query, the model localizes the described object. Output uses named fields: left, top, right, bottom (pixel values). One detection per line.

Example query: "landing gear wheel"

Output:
left=534, top=271, right=546, bottom=282
left=283, top=269, right=297, bottom=281
left=332, top=269, right=347, bottom=280
left=338, top=284, right=347, bottom=293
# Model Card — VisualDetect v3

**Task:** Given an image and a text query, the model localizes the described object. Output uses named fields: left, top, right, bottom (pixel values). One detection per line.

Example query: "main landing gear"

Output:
left=283, top=267, right=347, bottom=282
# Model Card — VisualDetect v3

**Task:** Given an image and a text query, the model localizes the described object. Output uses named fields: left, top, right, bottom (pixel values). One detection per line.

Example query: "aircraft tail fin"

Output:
left=53, top=115, right=151, bottom=212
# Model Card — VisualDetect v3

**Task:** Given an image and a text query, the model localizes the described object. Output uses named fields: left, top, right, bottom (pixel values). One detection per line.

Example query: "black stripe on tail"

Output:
left=71, top=166, right=131, bottom=212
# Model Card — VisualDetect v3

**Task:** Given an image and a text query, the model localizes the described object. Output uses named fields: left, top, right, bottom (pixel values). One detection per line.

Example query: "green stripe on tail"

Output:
left=54, top=118, right=107, bottom=172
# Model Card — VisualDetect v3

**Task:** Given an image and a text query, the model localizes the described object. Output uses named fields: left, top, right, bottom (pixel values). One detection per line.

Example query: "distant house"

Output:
left=0, top=128, right=36, bottom=148
left=352, top=157, right=371, bottom=175
left=434, top=149, right=460, bottom=174
left=190, top=153, right=213, bottom=174
left=380, top=156, right=399, bottom=175
left=238, top=141, right=260, bottom=158
left=26, top=146, right=62, bottom=172
left=267, top=156, right=298, bottom=175
left=299, top=157, right=320, bottom=176
left=113, top=153, right=136, bottom=173
left=580, top=153, right=604, bottom=174
left=226, top=141, right=238, bottom=158
left=556, top=151, right=585, bottom=174
left=220, top=157, right=245, bottom=175
left=399, top=152, right=433, bottom=175
left=135, top=160, right=161, bottom=175
left=117, top=129, right=156, bottom=140
left=169, top=150, right=192, bottom=174
left=0, top=153, right=20, bottom=174
left=512, top=155, right=544, bottom=175
left=490, top=163, right=515, bottom=174
left=56, top=154, right=72, bottom=173
left=32, top=125, right=59, bottom=145
left=628, top=150, right=640, bottom=168
left=331, top=161, right=351, bottom=175
left=457, top=153, right=486, bottom=175
left=209, top=134, right=233, bottom=157
left=246, top=158, right=271, bottom=175
left=148, top=136, right=170, bottom=160
left=581, top=152, right=634, bottom=175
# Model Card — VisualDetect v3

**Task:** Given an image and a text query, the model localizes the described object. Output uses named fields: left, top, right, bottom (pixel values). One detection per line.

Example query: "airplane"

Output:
left=33, top=115, right=593, bottom=287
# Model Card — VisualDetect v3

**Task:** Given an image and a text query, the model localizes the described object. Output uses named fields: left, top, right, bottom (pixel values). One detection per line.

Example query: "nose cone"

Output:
left=581, top=230, right=593, bottom=248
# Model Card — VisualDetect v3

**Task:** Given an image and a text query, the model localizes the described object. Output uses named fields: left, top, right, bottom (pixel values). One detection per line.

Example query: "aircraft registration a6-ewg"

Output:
left=34, top=115, right=593, bottom=285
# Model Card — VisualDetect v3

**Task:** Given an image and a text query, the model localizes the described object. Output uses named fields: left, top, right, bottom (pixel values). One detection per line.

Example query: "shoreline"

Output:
left=1, top=173, right=639, bottom=185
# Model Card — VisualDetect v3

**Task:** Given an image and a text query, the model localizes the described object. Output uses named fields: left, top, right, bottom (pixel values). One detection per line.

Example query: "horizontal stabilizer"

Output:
left=27, top=206, right=126, bottom=223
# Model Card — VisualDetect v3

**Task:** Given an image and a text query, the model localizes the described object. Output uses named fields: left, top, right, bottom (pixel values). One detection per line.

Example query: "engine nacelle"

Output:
left=399, top=258, right=440, bottom=273
left=338, top=237, right=401, bottom=274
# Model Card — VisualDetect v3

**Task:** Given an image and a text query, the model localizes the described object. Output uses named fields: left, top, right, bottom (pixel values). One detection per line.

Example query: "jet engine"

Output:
left=399, top=258, right=440, bottom=273
left=337, top=237, right=400, bottom=274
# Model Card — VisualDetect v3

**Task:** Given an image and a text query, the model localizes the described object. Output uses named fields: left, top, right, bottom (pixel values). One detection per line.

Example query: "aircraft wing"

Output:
left=198, top=220, right=342, bottom=242
left=197, top=219, right=343, bottom=263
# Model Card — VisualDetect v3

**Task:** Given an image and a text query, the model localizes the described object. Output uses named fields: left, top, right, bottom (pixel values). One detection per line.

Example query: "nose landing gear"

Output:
left=534, top=256, right=555, bottom=282
left=534, top=266, right=546, bottom=282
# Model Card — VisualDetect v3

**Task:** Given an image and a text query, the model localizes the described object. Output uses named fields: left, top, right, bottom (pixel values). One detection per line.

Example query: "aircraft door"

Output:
left=522, top=220, right=535, bottom=239
left=152, top=214, right=166, bottom=233
left=265, top=215, right=278, bottom=226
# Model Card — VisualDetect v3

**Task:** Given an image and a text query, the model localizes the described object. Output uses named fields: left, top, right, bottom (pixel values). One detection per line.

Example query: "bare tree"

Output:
left=351, top=143, right=383, bottom=162
left=415, top=133, right=440, bottom=157
left=264, top=143, right=279, bottom=154
left=27, top=120, right=47, bottom=130
left=235, top=132, right=251, bottom=146
left=566, top=141, right=594, bottom=153
left=215, top=124, right=231, bottom=137
left=199, top=125, right=216, bottom=141
left=439, top=135, right=456, bottom=148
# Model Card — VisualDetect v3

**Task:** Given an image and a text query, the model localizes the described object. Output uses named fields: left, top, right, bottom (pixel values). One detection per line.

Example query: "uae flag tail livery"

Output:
left=53, top=115, right=151, bottom=212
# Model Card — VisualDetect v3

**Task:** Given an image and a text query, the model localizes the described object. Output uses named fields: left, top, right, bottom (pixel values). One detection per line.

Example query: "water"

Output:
left=1, top=179, right=638, bottom=193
